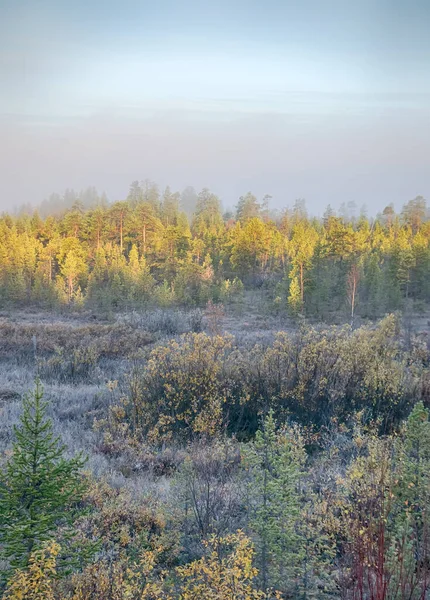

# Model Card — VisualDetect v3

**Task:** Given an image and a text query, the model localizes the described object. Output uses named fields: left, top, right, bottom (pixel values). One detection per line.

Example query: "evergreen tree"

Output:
left=236, top=192, right=261, bottom=223
left=242, top=411, right=306, bottom=594
left=0, top=379, right=86, bottom=576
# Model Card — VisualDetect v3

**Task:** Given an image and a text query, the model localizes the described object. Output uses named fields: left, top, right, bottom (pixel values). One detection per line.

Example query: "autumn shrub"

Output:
left=242, top=314, right=417, bottom=431
left=131, top=332, right=236, bottom=443
left=58, top=476, right=180, bottom=599
left=3, top=540, right=60, bottom=600
left=62, top=549, right=170, bottom=600
left=176, top=531, right=267, bottom=599
left=95, top=316, right=422, bottom=447
left=74, top=478, right=179, bottom=563
left=95, top=402, right=187, bottom=475
left=64, top=532, right=267, bottom=600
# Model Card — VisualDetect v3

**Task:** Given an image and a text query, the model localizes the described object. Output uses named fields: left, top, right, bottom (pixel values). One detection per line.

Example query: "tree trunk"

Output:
left=300, top=262, right=304, bottom=310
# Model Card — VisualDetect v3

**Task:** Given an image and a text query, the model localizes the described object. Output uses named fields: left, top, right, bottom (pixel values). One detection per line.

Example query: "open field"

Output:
left=1, top=297, right=429, bottom=471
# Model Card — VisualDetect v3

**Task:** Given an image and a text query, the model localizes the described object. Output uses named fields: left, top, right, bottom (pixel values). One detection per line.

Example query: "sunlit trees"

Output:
left=287, top=221, right=319, bottom=313
left=0, top=183, right=428, bottom=315
left=132, top=200, right=162, bottom=255
left=230, top=218, right=275, bottom=281
left=109, top=200, right=130, bottom=253
left=86, top=205, right=108, bottom=250
left=56, top=237, right=87, bottom=302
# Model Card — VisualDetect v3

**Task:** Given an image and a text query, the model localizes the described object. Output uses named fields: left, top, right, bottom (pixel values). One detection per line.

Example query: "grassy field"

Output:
left=1, top=296, right=428, bottom=477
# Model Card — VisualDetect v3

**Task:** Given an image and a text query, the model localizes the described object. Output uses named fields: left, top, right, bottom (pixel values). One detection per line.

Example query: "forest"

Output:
left=0, top=182, right=429, bottom=320
left=0, top=183, right=429, bottom=599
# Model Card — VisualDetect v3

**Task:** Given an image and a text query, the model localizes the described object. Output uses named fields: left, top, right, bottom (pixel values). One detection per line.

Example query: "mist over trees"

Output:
left=1, top=181, right=429, bottom=320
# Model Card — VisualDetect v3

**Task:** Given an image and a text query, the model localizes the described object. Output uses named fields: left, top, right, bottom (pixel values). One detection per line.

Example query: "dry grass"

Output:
left=0, top=321, right=154, bottom=359
left=0, top=300, right=428, bottom=490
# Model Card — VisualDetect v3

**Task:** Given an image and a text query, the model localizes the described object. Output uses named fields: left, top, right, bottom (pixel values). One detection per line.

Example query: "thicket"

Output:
left=1, top=185, right=429, bottom=320
left=97, top=315, right=427, bottom=448
left=2, top=377, right=430, bottom=599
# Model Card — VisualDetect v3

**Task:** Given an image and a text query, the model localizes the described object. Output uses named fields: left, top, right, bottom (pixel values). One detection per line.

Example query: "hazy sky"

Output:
left=1, top=0, right=429, bottom=213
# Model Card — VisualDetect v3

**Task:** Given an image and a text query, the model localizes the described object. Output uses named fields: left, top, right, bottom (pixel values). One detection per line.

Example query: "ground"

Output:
left=0, top=293, right=429, bottom=491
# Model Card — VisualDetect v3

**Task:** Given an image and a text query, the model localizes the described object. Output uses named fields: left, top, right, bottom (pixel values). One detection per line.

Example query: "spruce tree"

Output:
left=242, top=411, right=306, bottom=594
left=0, top=379, right=86, bottom=575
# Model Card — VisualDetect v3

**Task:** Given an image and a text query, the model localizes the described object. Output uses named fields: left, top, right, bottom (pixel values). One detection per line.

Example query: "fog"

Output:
left=1, top=100, right=429, bottom=213
left=1, top=0, right=430, bottom=212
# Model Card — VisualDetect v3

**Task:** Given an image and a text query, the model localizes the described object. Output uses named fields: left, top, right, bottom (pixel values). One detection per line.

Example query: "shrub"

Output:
left=140, top=333, right=235, bottom=443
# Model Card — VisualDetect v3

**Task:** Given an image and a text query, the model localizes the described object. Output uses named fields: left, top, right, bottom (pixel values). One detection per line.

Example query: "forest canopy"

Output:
left=1, top=183, right=428, bottom=319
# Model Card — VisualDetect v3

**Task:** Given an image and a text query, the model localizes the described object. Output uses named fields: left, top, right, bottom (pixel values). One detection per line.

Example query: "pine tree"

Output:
left=236, top=192, right=261, bottom=223
left=0, top=379, right=86, bottom=576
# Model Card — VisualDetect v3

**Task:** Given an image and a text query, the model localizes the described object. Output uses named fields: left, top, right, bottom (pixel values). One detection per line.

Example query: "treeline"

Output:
left=1, top=182, right=429, bottom=317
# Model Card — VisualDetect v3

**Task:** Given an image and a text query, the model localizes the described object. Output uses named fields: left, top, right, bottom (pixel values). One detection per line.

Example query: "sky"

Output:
left=0, top=0, right=429, bottom=214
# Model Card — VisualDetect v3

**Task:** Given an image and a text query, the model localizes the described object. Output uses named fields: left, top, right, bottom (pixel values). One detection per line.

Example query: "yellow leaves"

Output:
left=107, top=379, right=119, bottom=392
left=68, top=551, right=171, bottom=600
left=4, top=540, right=60, bottom=600
left=349, top=467, right=364, bottom=480
left=119, top=524, right=132, bottom=547
left=177, top=531, right=265, bottom=599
